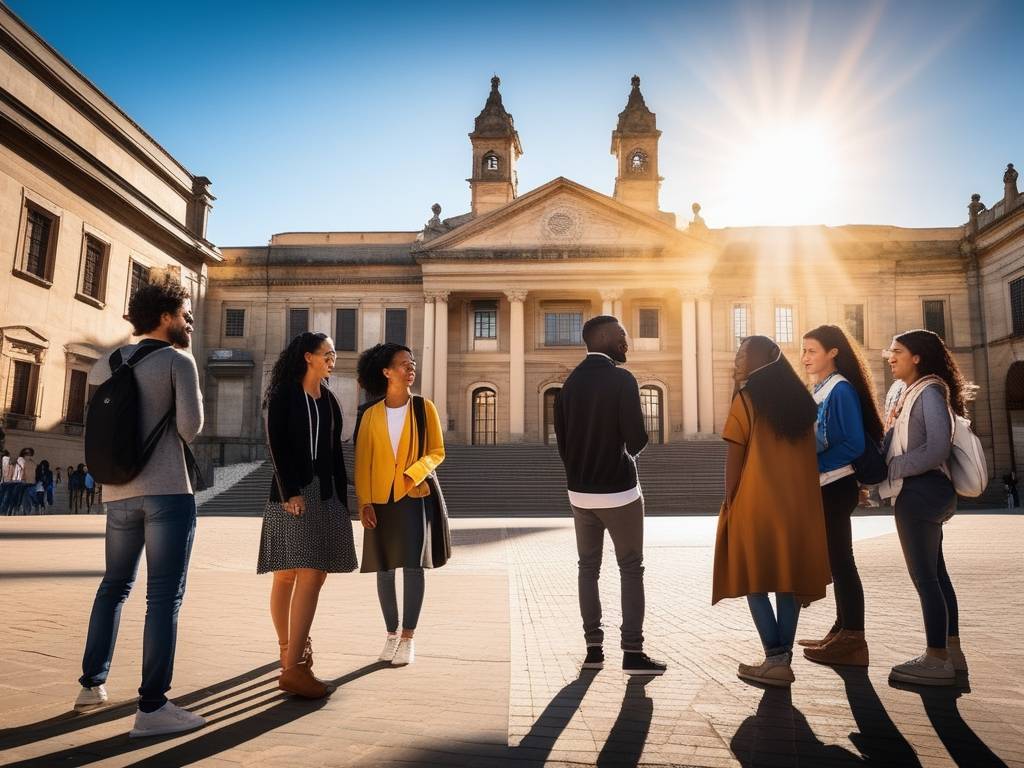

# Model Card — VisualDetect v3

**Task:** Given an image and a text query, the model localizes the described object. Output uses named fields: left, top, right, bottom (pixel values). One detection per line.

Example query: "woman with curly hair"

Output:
left=798, top=325, right=884, bottom=667
left=713, top=335, right=831, bottom=687
left=258, top=332, right=357, bottom=699
left=881, top=329, right=974, bottom=686
left=355, top=342, right=445, bottom=667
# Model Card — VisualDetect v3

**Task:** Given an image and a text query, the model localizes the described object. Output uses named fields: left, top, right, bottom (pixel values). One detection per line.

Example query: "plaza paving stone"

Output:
left=0, top=513, right=1020, bottom=767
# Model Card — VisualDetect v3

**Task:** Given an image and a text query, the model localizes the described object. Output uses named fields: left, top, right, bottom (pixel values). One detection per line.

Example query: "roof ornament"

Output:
left=1005, top=163, right=1019, bottom=203
left=689, top=202, right=707, bottom=230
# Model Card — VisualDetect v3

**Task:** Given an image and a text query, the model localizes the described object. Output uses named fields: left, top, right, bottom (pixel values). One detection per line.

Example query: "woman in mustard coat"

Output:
left=355, top=343, right=445, bottom=667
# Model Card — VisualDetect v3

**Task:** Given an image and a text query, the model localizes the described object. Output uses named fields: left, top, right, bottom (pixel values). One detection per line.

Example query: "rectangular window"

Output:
left=9, top=360, right=34, bottom=415
left=732, top=305, right=749, bottom=348
left=775, top=305, right=794, bottom=345
left=1011, top=277, right=1024, bottom=336
left=923, top=300, right=947, bottom=340
left=474, top=302, right=497, bottom=339
left=336, top=308, right=357, bottom=351
left=129, top=261, right=150, bottom=301
left=638, top=308, right=659, bottom=339
left=23, top=207, right=54, bottom=279
left=544, top=312, right=583, bottom=346
left=288, top=308, right=309, bottom=340
left=66, top=369, right=88, bottom=424
left=844, top=304, right=865, bottom=345
left=224, top=308, right=245, bottom=337
left=81, top=235, right=106, bottom=300
left=385, top=308, right=407, bottom=345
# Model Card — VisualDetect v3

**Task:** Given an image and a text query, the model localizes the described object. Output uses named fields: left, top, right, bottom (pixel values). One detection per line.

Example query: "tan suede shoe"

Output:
left=797, top=626, right=839, bottom=649
left=803, top=629, right=869, bottom=667
left=737, top=655, right=795, bottom=687
left=279, top=663, right=329, bottom=699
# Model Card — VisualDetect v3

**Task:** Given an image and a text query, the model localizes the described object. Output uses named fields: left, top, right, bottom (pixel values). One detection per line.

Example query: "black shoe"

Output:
left=582, top=646, right=605, bottom=670
left=623, top=652, right=667, bottom=676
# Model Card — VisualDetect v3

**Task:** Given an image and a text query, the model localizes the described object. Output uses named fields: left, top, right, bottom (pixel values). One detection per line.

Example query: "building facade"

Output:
left=205, top=75, right=1019, bottom=494
left=0, top=5, right=219, bottom=470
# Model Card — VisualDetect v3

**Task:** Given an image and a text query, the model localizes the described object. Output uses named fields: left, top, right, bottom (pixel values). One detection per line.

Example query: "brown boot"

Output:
left=279, top=638, right=314, bottom=672
left=803, top=629, right=869, bottom=667
left=278, top=663, right=329, bottom=699
left=797, top=626, right=839, bottom=649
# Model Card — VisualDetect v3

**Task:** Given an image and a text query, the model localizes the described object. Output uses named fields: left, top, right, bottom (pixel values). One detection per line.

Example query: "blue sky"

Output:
left=8, top=0, right=1024, bottom=244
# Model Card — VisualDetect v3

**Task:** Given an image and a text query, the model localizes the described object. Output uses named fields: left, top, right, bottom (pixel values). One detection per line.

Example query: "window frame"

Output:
left=384, top=307, right=408, bottom=346
left=774, top=304, right=795, bottom=346
left=639, top=385, right=664, bottom=445
left=224, top=307, right=246, bottom=338
left=843, top=303, right=865, bottom=346
left=287, top=307, right=310, bottom=341
left=473, top=302, right=498, bottom=340
left=76, top=229, right=110, bottom=308
left=922, top=298, right=948, bottom=341
left=637, top=307, right=660, bottom=339
left=1010, top=276, right=1024, bottom=337
left=732, top=304, right=750, bottom=349
left=471, top=387, right=497, bottom=445
left=543, top=387, right=561, bottom=445
left=7, top=359, right=39, bottom=418
left=543, top=311, right=584, bottom=347
left=64, top=368, right=89, bottom=425
left=482, top=152, right=500, bottom=174
left=13, top=198, right=60, bottom=288
left=335, top=307, right=358, bottom=352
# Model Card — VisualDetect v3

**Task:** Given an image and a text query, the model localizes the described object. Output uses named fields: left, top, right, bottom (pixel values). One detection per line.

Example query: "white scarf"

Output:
left=878, top=375, right=949, bottom=500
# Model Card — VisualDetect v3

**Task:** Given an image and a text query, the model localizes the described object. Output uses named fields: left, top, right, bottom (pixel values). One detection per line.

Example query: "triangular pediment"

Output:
left=418, top=177, right=701, bottom=254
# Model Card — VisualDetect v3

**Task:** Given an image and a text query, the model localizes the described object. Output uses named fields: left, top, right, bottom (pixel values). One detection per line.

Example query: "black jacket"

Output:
left=266, top=382, right=348, bottom=505
left=554, top=354, right=649, bottom=494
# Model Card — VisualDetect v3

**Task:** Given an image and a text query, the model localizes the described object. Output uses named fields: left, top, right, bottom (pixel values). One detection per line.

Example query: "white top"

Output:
left=12, top=457, right=26, bottom=482
left=386, top=401, right=410, bottom=459
left=568, top=485, right=643, bottom=510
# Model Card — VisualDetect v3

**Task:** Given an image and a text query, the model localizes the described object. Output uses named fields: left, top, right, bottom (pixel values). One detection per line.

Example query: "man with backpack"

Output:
left=74, top=277, right=206, bottom=738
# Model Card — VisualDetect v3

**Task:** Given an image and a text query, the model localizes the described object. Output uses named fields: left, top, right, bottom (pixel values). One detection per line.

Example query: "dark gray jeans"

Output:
left=570, top=497, right=645, bottom=652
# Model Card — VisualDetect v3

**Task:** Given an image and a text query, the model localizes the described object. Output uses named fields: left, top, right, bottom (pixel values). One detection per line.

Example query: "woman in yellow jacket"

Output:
left=355, top=342, right=445, bottom=667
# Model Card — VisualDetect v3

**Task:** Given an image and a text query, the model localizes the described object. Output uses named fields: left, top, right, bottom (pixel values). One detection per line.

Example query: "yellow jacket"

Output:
left=355, top=397, right=445, bottom=510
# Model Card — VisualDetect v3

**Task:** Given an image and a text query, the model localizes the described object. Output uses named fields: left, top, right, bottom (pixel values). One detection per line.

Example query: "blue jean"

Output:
left=376, top=568, right=425, bottom=632
left=79, top=494, right=197, bottom=711
left=747, top=593, right=801, bottom=657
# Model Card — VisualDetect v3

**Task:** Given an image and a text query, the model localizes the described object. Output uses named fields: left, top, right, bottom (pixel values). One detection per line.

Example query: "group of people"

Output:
left=0, top=451, right=98, bottom=515
left=66, top=276, right=976, bottom=741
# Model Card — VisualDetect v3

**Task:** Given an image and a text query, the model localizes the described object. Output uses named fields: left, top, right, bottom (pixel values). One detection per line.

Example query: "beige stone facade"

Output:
left=0, top=6, right=219, bottom=470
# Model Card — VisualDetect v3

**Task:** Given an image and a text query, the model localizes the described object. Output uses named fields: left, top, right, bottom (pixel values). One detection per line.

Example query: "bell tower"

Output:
left=469, top=76, right=523, bottom=216
left=611, top=75, right=662, bottom=215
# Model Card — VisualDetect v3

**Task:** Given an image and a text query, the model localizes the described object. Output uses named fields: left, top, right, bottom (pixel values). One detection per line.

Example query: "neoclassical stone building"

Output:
left=205, top=74, right=1021, bottom=496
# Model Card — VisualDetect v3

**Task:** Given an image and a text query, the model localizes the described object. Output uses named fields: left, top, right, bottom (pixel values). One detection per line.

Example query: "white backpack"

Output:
left=948, top=412, right=988, bottom=497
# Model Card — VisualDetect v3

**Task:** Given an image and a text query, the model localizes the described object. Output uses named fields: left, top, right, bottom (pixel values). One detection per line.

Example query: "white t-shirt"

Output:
left=386, top=401, right=410, bottom=459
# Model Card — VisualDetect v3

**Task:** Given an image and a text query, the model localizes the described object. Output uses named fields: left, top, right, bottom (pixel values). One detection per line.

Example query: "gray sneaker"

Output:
left=129, top=701, right=206, bottom=738
left=889, top=654, right=955, bottom=686
left=738, top=653, right=795, bottom=687
left=74, top=685, right=108, bottom=710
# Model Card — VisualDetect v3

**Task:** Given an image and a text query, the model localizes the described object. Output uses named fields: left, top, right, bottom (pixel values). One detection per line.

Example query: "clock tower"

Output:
left=469, top=76, right=523, bottom=216
left=611, top=75, right=663, bottom=216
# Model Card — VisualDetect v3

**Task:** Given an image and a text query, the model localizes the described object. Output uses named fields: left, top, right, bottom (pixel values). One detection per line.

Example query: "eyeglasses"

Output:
left=317, top=352, right=338, bottom=361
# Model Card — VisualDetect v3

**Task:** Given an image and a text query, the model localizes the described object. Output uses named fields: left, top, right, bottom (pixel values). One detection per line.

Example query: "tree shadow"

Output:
left=730, top=686, right=863, bottom=767
left=1, top=661, right=388, bottom=768
left=596, top=675, right=655, bottom=768
left=889, top=677, right=1009, bottom=767
left=831, top=666, right=921, bottom=765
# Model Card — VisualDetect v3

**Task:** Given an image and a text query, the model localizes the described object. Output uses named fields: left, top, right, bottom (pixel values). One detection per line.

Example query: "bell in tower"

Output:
left=468, top=76, right=523, bottom=216
left=611, top=75, right=663, bottom=216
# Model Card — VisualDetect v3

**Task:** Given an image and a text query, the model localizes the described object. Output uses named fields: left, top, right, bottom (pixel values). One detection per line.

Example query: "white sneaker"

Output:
left=129, top=701, right=206, bottom=738
left=74, top=685, right=108, bottom=710
left=391, top=637, right=415, bottom=666
left=378, top=634, right=401, bottom=662
left=889, top=654, right=955, bottom=686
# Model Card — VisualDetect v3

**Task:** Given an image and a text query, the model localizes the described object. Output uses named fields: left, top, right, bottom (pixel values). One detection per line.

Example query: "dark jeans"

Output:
left=377, top=568, right=425, bottom=632
left=570, top=497, right=645, bottom=652
left=79, top=494, right=197, bottom=712
left=894, top=471, right=959, bottom=649
left=747, top=593, right=801, bottom=656
left=822, top=475, right=865, bottom=632
left=86, top=488, right=96, bottom=511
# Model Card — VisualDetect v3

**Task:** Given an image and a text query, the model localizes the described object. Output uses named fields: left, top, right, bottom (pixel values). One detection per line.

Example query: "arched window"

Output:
left=543, top=388, right=561, bottom=445
left=472, top=387, right=497, bottom=445
left=629, top=149, right=648, bottom=174
left=640, top=385, right=663, bottom=444
left=483, top=153, right=500, bottom=173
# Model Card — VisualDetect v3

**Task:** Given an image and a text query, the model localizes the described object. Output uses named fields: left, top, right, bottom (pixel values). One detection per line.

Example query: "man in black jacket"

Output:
left=554, top=315, right=667, bottom=676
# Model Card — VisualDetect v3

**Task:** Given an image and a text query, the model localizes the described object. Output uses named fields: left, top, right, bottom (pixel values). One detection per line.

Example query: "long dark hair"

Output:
left=356, top=342, right=412, bottom=399
left=740, top=336, right=817, bottom=442
left=263, top=332, right=328, bottom=409
left=895, top=329, right=975, bottom=417
left=803, top=324, right=884, bottom=443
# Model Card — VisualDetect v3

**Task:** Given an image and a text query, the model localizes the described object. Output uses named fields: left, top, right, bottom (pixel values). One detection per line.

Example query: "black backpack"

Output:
left=85, top=341, right=174, bottom=485
left=853, top=439, right=887, bottom=485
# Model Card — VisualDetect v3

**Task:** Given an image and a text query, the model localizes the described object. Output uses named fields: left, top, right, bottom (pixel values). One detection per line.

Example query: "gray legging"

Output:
left=894, top=470, right=960, bottom=649
left=377, top=568, right=424, bottom=632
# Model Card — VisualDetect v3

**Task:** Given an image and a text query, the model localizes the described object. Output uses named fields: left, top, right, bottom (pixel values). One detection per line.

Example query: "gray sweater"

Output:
left=88, top=343, right=204, bottom=501
left=885, top=385, right=952, bottom=482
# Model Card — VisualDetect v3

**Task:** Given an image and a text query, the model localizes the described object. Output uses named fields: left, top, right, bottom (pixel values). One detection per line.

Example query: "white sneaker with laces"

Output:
left=74, top=685, right=108, bottom=710
left=889, top=654, right=955, bottom=686
left=378, top=634, right=401, bottom=662
left=391, top=637, right=415, bottom=666
left=129, top=701, right=206, bottom=738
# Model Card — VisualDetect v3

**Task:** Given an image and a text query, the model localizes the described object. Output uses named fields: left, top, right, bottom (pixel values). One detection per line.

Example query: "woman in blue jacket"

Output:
left=798, top=325, right=883, bottom=666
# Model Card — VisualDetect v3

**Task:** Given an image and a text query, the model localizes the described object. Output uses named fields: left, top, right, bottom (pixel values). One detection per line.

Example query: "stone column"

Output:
left=506, top=288, right=528, bottom=441
left=420, top=294, right=436, bottom=399
left=600, top=289, right=619, bottom=317
left=697, top=291, right=715, bottom=433
left=680, top=292, right=698, bottom=434
left=433, top=291, right=450, bottom=431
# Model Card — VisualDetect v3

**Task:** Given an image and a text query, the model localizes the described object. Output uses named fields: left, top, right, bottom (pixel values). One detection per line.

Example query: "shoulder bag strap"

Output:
left=412, top=396, right=427, bottom=461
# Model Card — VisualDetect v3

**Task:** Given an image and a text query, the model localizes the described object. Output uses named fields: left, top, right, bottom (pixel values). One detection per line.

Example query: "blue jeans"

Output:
left=747, top=593, right=801, bottom=657
left=79, top=494, right=197, bottom=711
left=376, top=568, right=425, bottom=632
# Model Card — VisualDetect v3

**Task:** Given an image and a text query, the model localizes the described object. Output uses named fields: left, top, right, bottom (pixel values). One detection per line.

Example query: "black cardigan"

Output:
left=553, top=354, right=649, bottom=494
left=266, top=383, right=348, bottom=505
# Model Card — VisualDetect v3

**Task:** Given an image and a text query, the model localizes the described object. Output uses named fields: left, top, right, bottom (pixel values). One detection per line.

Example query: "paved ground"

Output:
left=0, top=512, right=1021, bottom=767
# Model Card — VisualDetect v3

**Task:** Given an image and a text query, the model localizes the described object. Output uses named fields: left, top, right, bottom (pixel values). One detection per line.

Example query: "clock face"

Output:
left=629, top=149, right=648, bottom=173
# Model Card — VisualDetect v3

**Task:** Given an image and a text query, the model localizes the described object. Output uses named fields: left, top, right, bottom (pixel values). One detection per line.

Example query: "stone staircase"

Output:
left=197, top=441, right=728, bottom=517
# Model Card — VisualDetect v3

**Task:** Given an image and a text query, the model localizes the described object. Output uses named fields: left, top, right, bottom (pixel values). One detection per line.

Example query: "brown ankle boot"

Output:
left=803, top=629, right=869, bottom=667
left=797, top=627, right=839, bottom=649
left=279, top=663, right=329, bottom=699
left=279, top=639, right=314, bottom=672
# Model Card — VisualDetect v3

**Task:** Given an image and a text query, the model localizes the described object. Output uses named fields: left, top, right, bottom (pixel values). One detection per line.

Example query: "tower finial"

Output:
left=491, top=75, right=500, bottom=90
left=631, top=74, right=640, bottom=88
